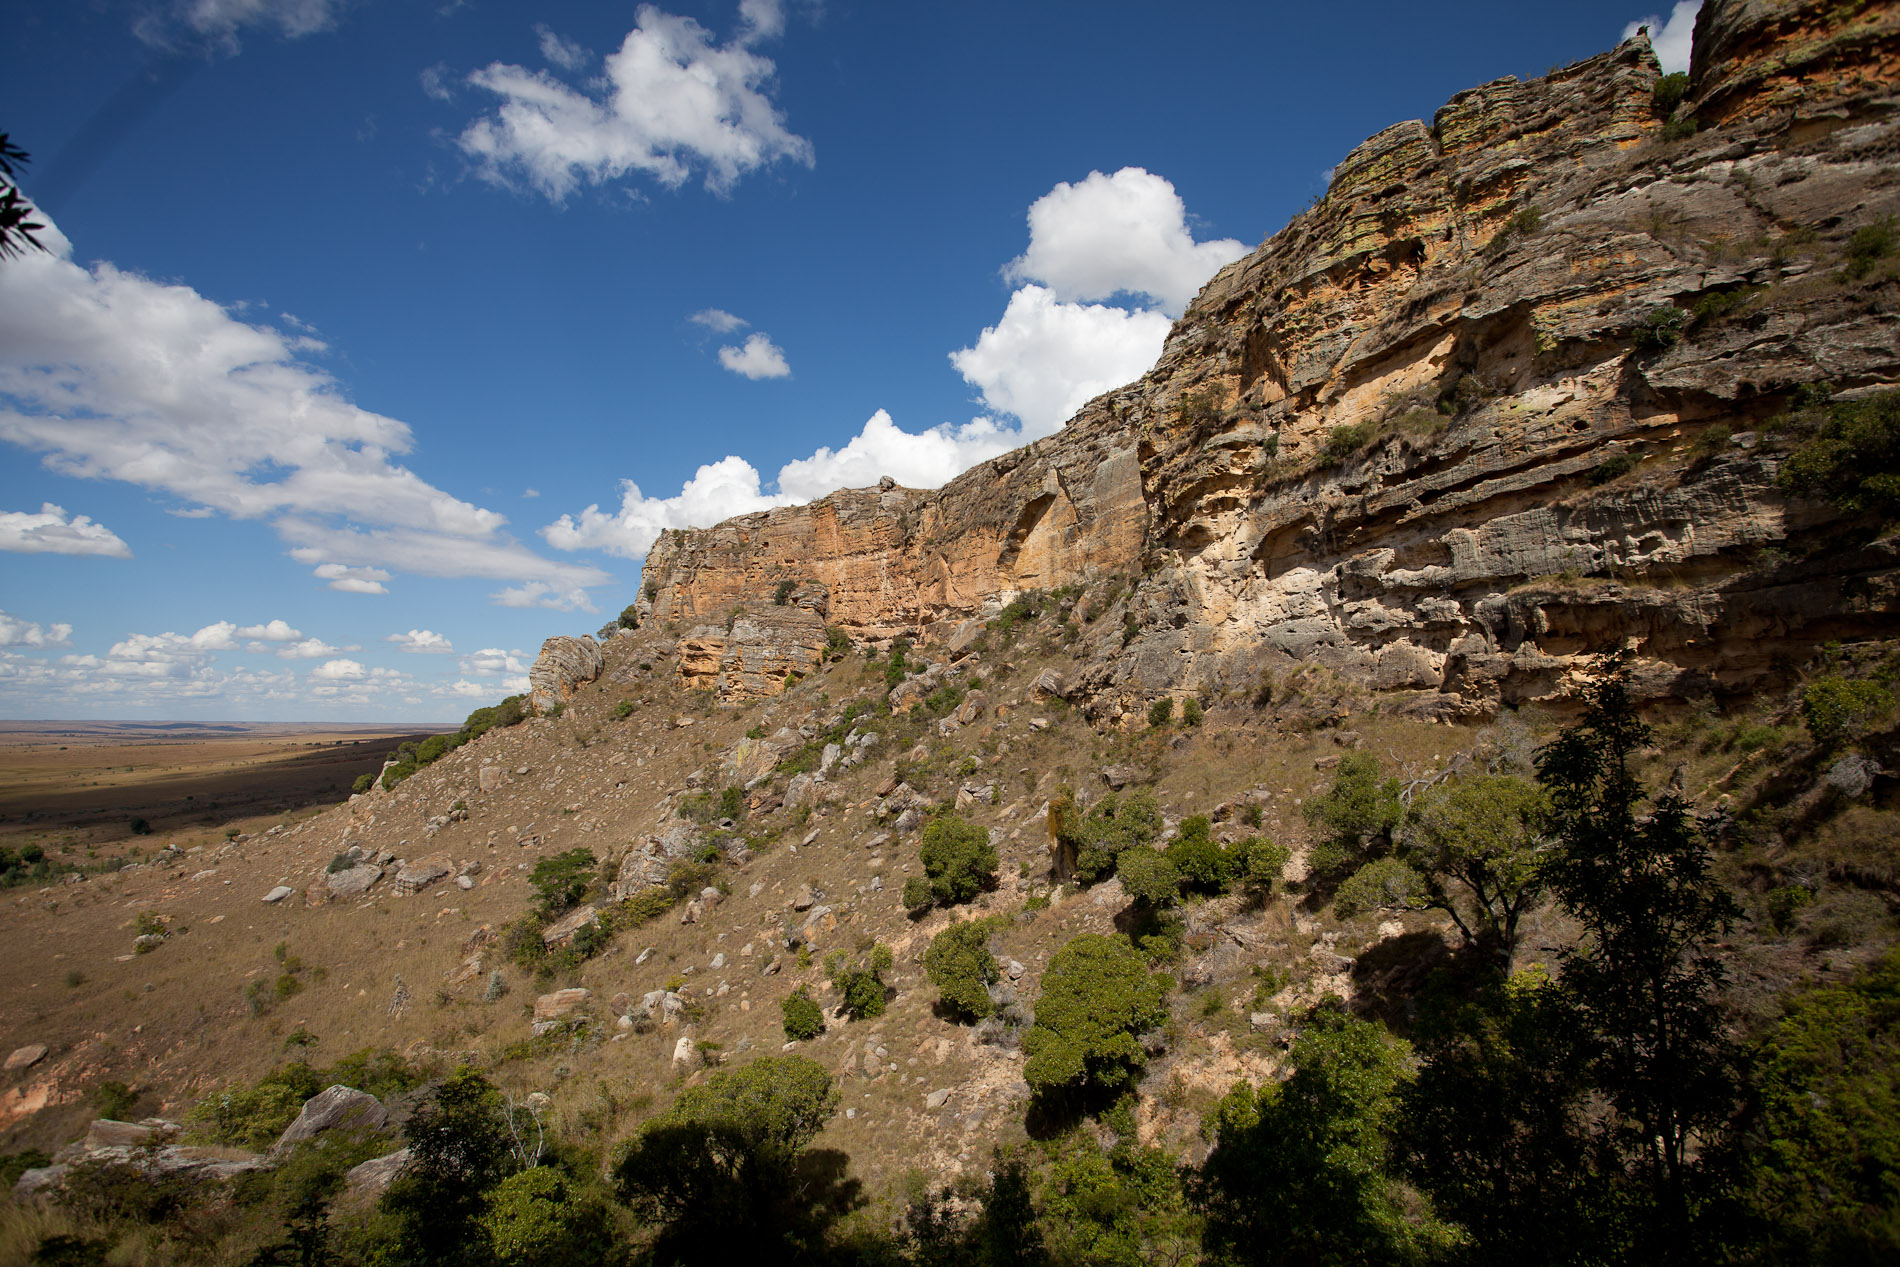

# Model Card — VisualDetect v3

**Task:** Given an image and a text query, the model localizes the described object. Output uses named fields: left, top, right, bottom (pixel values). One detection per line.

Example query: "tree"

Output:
left=1194, top=1004, right=1456, bottom=1266
left=0, top=134, right=48, bottom=261
left=1536, top=650, right=1740, bottom=1255
left=1054, top=791, right=1164, bottom=885
left=824, top=943, right=894, bottom=1020
left=908, top=813, right=998, bottom=911
left=382, top=1068, right=516, bottom=1265
left=1303, top=753, right=1403, bottom=879
left=1163, top=816, right=1247, bottom=894
left=1024, top=934, right=1170, bottom=1102
left=527, top=849, right=595, bottom=919
left=925, top=919, right=999, bottom=1022
left=1116, top=848, right=1181, bottom=909
left=478, top=1167, right=614, bottom=1267
left=781, top=988, right=824, bottom=1041
left=1335, top=773, right=1549, bottom=974
left=1729, top=946, right=1900, bottom=1263
left=613, top=1056, right=839, bottom=1260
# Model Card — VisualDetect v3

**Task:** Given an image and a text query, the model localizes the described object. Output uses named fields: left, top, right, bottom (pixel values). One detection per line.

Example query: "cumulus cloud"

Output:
left=1624, top=1, right=1701, bottom=75
left=1005, top=167, right=1247, bottom=316
left=236, top=619, right=302, bottom=641
left=447, top=674, right=530, bottom=699
left=0, top=223, right=611, bottom=608
left=0, top=611, right=73, bottom=648
left=310, top=658, right=366, bottom=681
left=950, top=286, right=1173, bottom=437
left=420, top=63, right=454, bottom=102
left=492, top=580, right=597, bottom=610
left=387, top=628, right=454, bottom=654
left=460, top=647, right=528, bottom=676
left=271, top=637, right=350, bottom=659
left=543, top=168, right=1239, bottom=561
left=535, top=23, right=589, bottom=71
left=717, top=332, right=791, bottom=379
left=457, top=3, right=813, bottom=201
left=135, top=0, right=346, bottom=50
left=0, top=503, right=133, bottom=558
left=690, top=308, right=747, bottom=333
left=311, top=563, right=391, bottom=594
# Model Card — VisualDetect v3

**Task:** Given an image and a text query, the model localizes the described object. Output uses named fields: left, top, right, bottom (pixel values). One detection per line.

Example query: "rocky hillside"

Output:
left=640, top=0, right=1899, bottom=723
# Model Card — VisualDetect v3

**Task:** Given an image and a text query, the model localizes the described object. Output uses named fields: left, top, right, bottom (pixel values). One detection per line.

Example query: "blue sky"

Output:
left=0, top=0, right=1700, bottom=721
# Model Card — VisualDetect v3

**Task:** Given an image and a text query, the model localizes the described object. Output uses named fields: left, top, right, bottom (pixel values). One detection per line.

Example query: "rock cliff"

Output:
left=637, top=0, right=1900, bottom=716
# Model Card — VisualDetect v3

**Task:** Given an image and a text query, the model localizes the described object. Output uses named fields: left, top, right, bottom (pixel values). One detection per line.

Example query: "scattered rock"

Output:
left=392, top=855, right=453, bottom=896
left=262, top=886, right=294, bottom=904
left=327, top=864, right=383, bottom=898
left=271, top=1086, right=387, bottom=1156
left=531, top=988, right=591, bottom=1036
left=344, top=1148, right=411, bottom=1197
left=5, top=1044, right=46, bottom=1071
left=542, top=905, right=601, bottom=948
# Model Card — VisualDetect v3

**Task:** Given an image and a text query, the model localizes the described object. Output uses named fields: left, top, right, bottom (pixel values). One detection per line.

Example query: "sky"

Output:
left=0, top=0, right=1701, bottom=722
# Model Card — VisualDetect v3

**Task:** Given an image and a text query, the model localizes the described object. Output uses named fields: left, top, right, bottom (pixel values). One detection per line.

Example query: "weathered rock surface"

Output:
left=327, top=863, right=383, bottom=899
left=529, top=635, right=605, bottom=715
left=636, top=0, right=1900, bottom=717
left=4, top=1044, right=46, bottom=1071
left=532, top=987, right=591, bottom=1035
left=542, top=904, right=601, bottom=947
left=392, top=855, right=453, bottom=896
left=271, top=1086, right=387, bottom=1155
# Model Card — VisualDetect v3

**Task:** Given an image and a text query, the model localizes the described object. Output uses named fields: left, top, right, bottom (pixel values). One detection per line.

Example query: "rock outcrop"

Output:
left=637, top=0, right=1900, bottom=715
left=528, top=635, right=605, bottom=714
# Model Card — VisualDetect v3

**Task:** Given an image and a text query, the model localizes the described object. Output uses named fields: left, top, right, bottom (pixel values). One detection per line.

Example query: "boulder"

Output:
left=262, top=886, right=295, bottom=904
left=529, top=635, right=605, bottom=715
left=542, top=905, right=601, bottom=948
left=344, top=1147, right=411, bottom=1197
left=479, top=765, right=505, bottom=793
left=393, top=855, right=453, bottom=896
left=271, top=1086, right=387, bottom=1155
left=532, top=988, right=591, bottom=1035
left=4, top=1044, right=46, bottom=1071
left=327, top=864, right=383, bottom=898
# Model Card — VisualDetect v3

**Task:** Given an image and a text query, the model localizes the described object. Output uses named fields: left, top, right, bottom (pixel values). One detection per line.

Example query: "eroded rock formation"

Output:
left=639, top=0, right=1900, bottom=715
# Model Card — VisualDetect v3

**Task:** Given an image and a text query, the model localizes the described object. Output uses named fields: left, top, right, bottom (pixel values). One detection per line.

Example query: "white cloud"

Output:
left=0, top=611, right=72, bottom=648
left=272, top=637, right=349, bottom=659
left=311, top=563, right=391, bottom=594
left=0, top=223, right=612, bottom=608
left=522, top=487, right=539, bottom=498
left=136, top=0, right=345, bottom=50
left=543, top=454, right=789, bottom=560
left=310, top=658, right=366, bottom=681
left=0, top=503, right=133, bottom=558
left=737, top=0, right=783, bottom=42
left=776, top=410, right=1018, bottom=500
left=1006, top=167, right=1247, bottom=316
left=235, top=619, right=301, bottom=641
left=420, top=63, right=454, bottom=102
left=388, top=628, right=455, bottom=654
left=535, top=23, right=589, bottom=71
left=1624, top=1, right=1701, bottom=75
left=461, top=647, right=528, bottom=676
left=457, top=3, right=813, bottom=200
left=717, top=331, right=791, bottom=379
left=690, top=308, right=747, bottom=333
left=950, top=285, right=1173, bottom=436
left=491, top=580, right=595, bottom=610
left=447, top=674, right=530, bottom=699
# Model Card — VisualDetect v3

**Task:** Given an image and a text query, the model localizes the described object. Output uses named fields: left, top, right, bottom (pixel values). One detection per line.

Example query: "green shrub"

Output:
left=924, top=920, right=999, bottom=1022
left=1323, top=421, right=1377, bottom=463
left=1842, top=214, right=1895, bottom=280
left=614, top=700, right=634, bottom=719
left=774, top=578, right=798, bottom=605
left=351, top=772, right=375, bottom=795
left=326, top=852, right=352, bottom=874
left=1778, top=388, right=1900, bottom=521
left=93, top=1081, right=138, bottom=1121
left=1148, top=697, right=1174, bottom=728
left=1244, top=839, right=1290, bottom=897
left=884, top=637, right=912, bottom=688
left=913, top=813, right=998, bottom=909
left=1023, top=934, right=1171, bottom=1099
left=1589, top=451, right=1640, bottom=485
left=529, top=848, right=596, bottom=919
left=1652, top=71, right=1688, bottom=118
left=619, top=603, right=639, bottom=629
left=901, top=876, right=933, bottom=913
left=781, top=989, right=825, bottom=1041
left=1117, top=848, right=1181, bottom=909
left=824, top=944, right=894, bottom=1020
left=1060, top=790, right=1165, bottom=885
left=1181, top=697, right=1203, bottom=727
left=480, top=1166, right=614, bottom=1267
left=1304, top=753, right=1403, bottom=879
left=1633, top=305, right=1688, bottom=350
left=1800, top=674, right=1891, bottom=749
left=1163, top=817, right=1245, bottom=894
left=1661, top=115, right=1698, bottom=141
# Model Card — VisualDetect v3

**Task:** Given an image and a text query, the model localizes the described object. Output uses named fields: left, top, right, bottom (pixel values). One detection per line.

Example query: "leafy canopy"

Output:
left=924, top=919, right=1000, bottom=1022
left=1024, top=934, right=1171, bottom=1098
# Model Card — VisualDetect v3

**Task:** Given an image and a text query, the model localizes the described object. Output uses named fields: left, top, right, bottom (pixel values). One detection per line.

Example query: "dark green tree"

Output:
left=1536, top=650, right=1740, bottom=1256
left=924, top=919, right=999, bottom=1022
left=824, top=943, right=894, bottom=1020
left=1023, top=934, right=1170, bottom=1103
left=613, top=1056, right=839, bottom=1261
left=907, top=813, right=998, bottom=911
left=1195, top=1004, right=1456, bottom=1266
left=1303, top=753, right=1404, bottom=879
left=381, top=1067, right=516, bottom=1265
left=527, top=849, right=595, bottom=919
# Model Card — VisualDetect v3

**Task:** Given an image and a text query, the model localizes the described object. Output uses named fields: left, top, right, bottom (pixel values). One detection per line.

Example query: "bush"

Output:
left=1589, top=451, right=1640, bottom=485
left=1323, top=421, right=1377, bottom=463
left=1800, top=674, right=1891, bottom=749
left=1778, top=388, right=1900, bottom=522
left=1163, top=816, right=1244, bottom=894
left=351, top=772, right=375, bottom=795
left=1842, top=214, right=1895, bottom=280
left=1060, top=790, right=1165, bottom=885
left=93, top=1081, right=138, bottom=1121
left=1244, top=839, right=1290, bottom=897
left=618, top=603, right=639, bottom=629
left=1181, top=697, right=1202, bottom=727
left=912, top=813, right=998, bottom=909
left=781, top=989, right=824, bottom=1041
left=1148, top=697, right=1173, bottom=728
left=1024, top=934, right=1171, bottom=1100
left=528, top=849, right=596, bottom=919
left=925, top=920, right=1000, bottom=1022
left=1633, top=305, right=1688, bottom=351
left=884, top=637, right=912, bottom=689
left=1116, top=848, right=1181, bottom=909
left=1652, top=70, right=1688, bottom=118
left=901, top=876, right=933, bottom=913
left=1303, top=753, right=1403, bottom=879
left=480, top=1166, right=614, bottom=1267
left=825, top=944, right=894, bottom=1020
left=613, top=700, right=634, bottom=719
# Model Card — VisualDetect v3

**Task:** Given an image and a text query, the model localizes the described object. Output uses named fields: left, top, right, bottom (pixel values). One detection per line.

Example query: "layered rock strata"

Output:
left=639, top=0, right=1900, bottom=716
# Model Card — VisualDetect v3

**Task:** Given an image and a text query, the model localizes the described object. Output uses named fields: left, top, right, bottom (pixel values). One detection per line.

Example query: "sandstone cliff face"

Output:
left=641, top=0, right=1900, bottom=715
left=528, top=636, right=604, bottom=715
